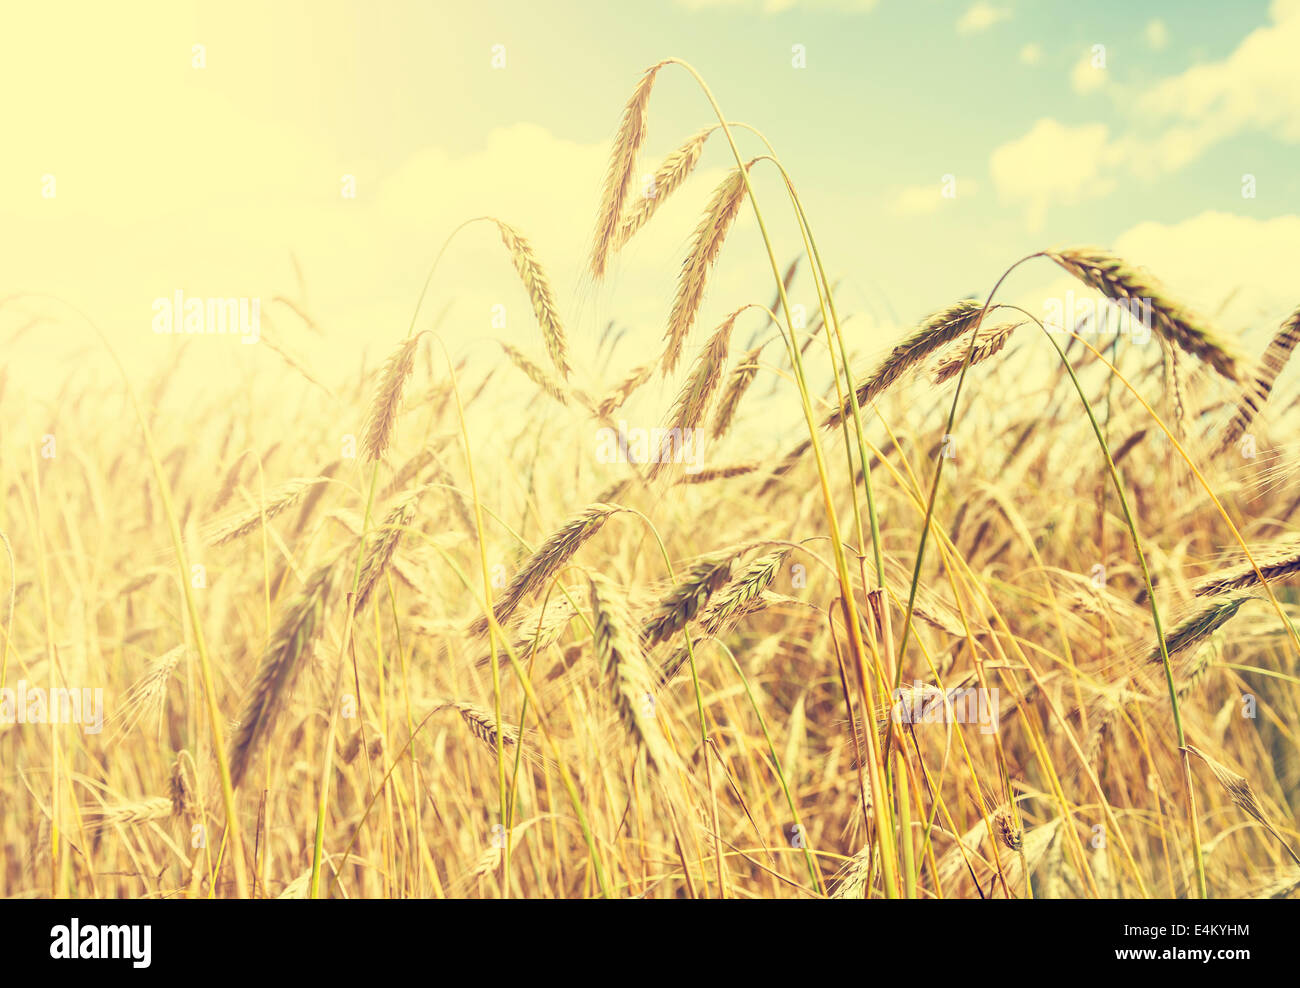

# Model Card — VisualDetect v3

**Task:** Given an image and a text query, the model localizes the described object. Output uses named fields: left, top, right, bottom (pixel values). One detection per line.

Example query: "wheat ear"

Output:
left=826, top=299, right=987, bottom=428
left=1148, top=594, right=1250, bottom=664
left=662, top=162, right=753, bottom=375
left=470, top=503, right=624, bottom=636
left=498, top=342, right=567, bottom=404
left=362, top=333, right=425, bottom=462
left=1193, top=536, right=1300, bottom=596
left=932, top=321, right=1024, bottom=384
left=1183, top=744, right=1300, bottom=866
left=495, top=220, right=571, bottom=380
left=711, top=342, right=765, bottom=439
left=588, top=573, right=674, bottom=771
left=228, top=559, right=337, bottom=789
left=355, top=484, right=428, bottom=611
left=1217, top=304, right=1300, bottom=454
left=1046, top=247, right=1246, bottom=383
left=616, top=126, right=713, bottom=249
left=641, top=549, right=737, bottom=647
left=203, top=476, right=330, bottom=546
left=648, top=307, right=744, bottom=481
left=590, top=61, right=667, bottom=279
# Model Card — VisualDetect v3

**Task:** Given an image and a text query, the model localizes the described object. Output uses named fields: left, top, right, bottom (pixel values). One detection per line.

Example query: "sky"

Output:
left=1, top=0, right=1298, bottom=411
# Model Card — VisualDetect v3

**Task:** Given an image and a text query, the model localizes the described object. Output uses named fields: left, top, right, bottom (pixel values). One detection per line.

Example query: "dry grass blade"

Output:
left=495, top=221, right=571, bottom=379
left=1046, top=247, right=1246, bottom=383
left=662, top=162, right=753, bottom=375
left=469, top=503, right=624, bottom=636
left=616, top=126, right=712, bottom=249
left=1217, top=303, right=1300, bottom=454
left=228, top=560, right=337, bottom=789
left=362, top=333, right=424, bottom=462
left=590, top=60, right=666, bottom=280
left=1194, top=535, right=1300, bottom=596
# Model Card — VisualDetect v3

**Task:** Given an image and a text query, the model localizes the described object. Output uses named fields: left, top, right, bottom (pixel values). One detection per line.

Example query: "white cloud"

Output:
left=1113, top=212, right=1300, bottom=333
left=1071, top=46, right=1108, bottom=93
left=1145, top=19, right=1169, bottom=50
left=1019, top=42, right=1044, bottom=66
left=990, top=1, right=1300, bottom=218
left=989, top=119, right=1119, bottom=231
left=889, top=178, right=977, bottom=216
left=1137, top=2, right=1300, bottom=150
left=956, top=2, right=1010, bottom=34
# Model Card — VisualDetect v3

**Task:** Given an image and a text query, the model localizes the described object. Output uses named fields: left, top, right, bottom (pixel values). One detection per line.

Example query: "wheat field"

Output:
left=2, top=54, right=1299, bottom=901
